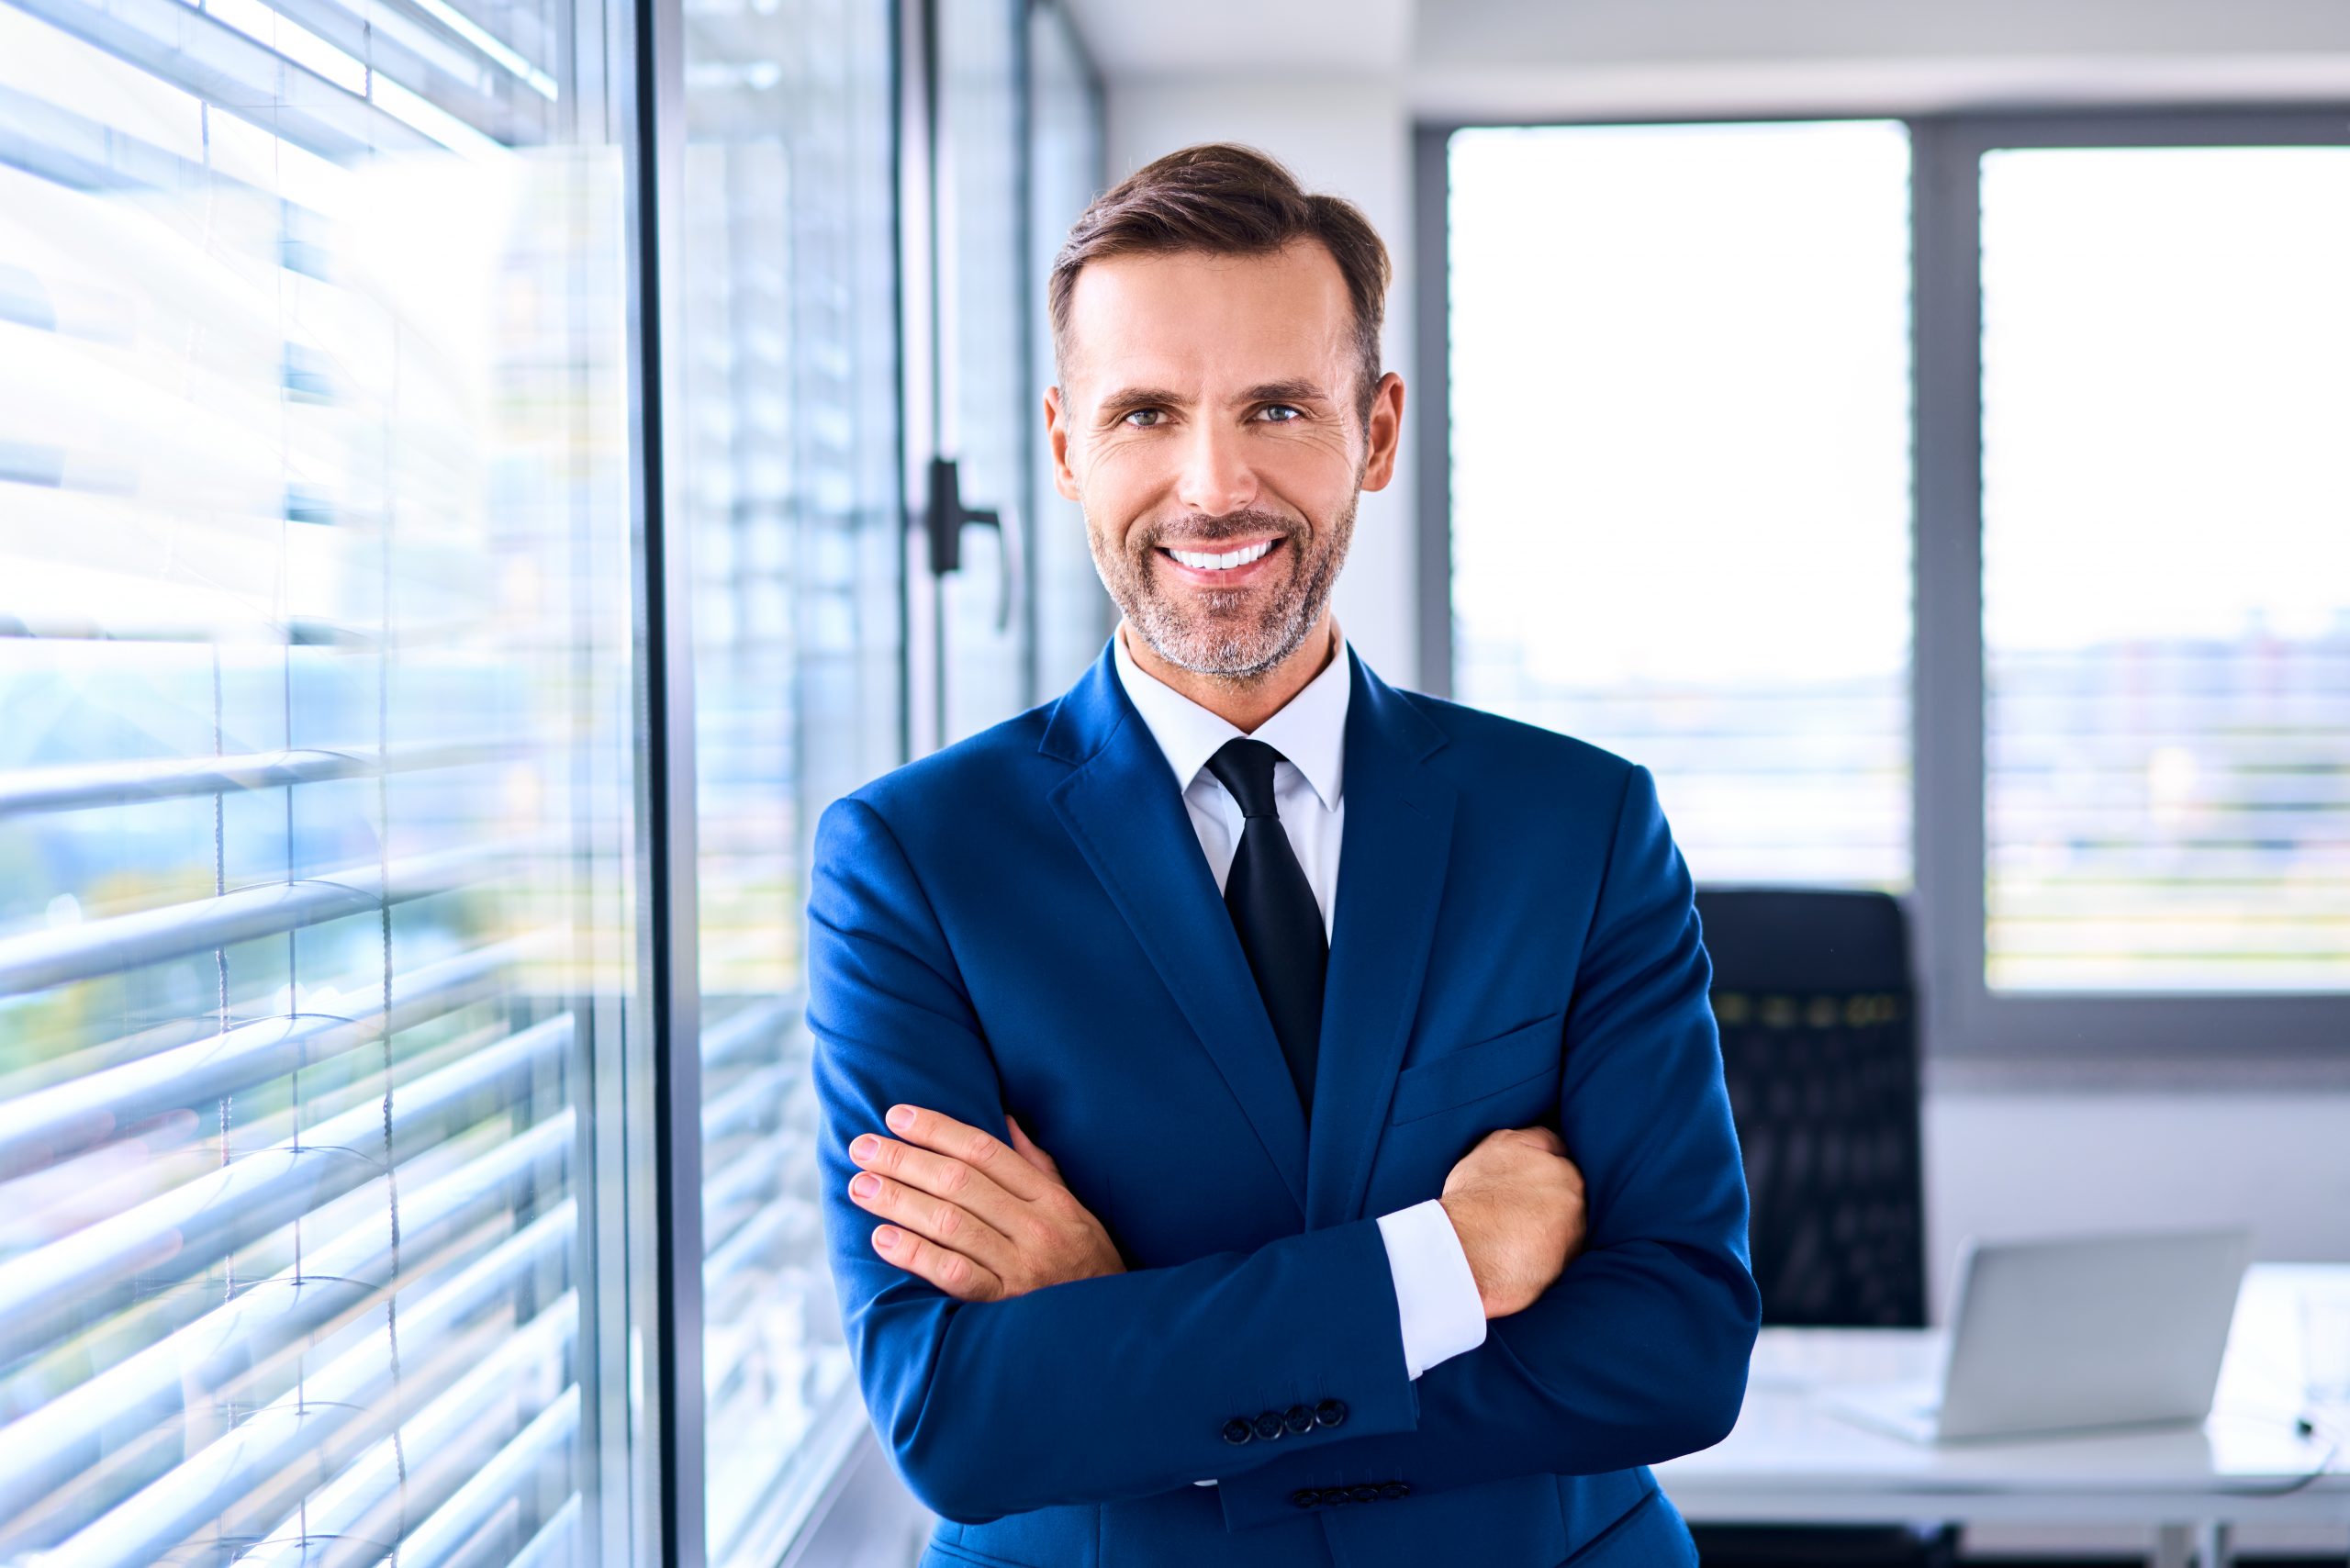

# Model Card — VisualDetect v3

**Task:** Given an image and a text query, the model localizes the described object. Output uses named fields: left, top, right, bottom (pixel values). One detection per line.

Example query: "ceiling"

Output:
left=1060, top=0, right=2350, bottom=114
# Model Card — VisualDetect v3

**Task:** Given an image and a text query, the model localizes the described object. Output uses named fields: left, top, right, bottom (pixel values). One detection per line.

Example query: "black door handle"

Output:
left=923, top=454, right=1012, bottom=632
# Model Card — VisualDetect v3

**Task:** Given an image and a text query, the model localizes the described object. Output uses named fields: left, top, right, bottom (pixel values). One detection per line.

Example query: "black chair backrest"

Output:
left=1695, top=888, right=1927, bottom=1329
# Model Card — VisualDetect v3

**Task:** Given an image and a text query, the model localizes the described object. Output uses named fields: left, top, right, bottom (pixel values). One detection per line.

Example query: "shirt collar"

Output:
left=1112, top=622, right=1350, bottom=813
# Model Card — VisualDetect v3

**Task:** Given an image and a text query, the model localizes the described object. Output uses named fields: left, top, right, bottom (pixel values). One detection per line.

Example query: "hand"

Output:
left=1438, top=1126, right=1587, bottom=1319
left=847, top=1104, right=1125, bottom=1302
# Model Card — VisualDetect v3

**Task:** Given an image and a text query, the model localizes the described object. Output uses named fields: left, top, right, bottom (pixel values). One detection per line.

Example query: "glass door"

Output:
left=904, top=0, right=1103, bottom=754
left=933, top=0, right=1028, bottom=746
left=1027, top=0, right=1114, bottom=696
left=672, top=1, right=901, bottom=1563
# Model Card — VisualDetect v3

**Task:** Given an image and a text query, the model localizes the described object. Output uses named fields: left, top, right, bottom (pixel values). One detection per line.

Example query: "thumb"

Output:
left=1006, top=1114, right=1061, bottom=1178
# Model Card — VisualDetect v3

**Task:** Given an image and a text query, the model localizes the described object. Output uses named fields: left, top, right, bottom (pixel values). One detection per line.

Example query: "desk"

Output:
left=1656, top=1264, right=2350, bottom=1567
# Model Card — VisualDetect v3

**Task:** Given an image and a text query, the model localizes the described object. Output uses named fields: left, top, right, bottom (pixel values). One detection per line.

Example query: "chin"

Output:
left=1140, top=612, right=1312, bottom=681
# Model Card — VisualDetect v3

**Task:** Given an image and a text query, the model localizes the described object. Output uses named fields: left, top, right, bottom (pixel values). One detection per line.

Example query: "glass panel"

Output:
left=936, top=0, right=1029, bottom=744
left=1981, top=145, right=2350, bottom=992
left=1027, top=0, right=1110, bottom=695
left=1448, top=121, right=1914, bottom=888
left=0, top=0, right=640, bottom=1558
left=678, top=0, right=899, bottom=1560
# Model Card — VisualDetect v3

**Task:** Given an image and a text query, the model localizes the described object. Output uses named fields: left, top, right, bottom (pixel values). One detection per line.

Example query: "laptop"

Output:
left=1820, top=1227, right=2253, bottom=1443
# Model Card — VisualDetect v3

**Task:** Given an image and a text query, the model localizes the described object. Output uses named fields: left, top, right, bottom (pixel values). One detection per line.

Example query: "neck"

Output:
left=1121, top=613, right=1339, bottom=734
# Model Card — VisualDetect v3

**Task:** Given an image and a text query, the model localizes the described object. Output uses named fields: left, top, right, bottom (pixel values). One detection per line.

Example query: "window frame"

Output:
left=1416, top=105, right=2350, bottom=1070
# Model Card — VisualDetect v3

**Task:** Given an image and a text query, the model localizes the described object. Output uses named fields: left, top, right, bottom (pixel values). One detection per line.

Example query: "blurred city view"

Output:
left=1450, top=124, right=2350, bottom=995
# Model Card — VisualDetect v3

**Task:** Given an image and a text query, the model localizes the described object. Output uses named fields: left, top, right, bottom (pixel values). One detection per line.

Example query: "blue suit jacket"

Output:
left=808, top=644, right=1759, bottom=1568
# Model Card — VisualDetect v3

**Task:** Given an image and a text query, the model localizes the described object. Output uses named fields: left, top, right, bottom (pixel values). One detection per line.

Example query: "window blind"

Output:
left=0, top=0, right=636, bottom=1561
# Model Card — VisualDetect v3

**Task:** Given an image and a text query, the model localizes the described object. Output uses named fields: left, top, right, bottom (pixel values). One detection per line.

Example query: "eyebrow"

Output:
left=1240, top=379, right=1330, bottom=406
left=1094, top=379, right=1334, bottom=423
left=1095, top=386, right=1192, bottom=422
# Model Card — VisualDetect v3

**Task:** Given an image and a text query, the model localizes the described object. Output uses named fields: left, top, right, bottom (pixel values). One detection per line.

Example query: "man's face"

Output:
left=1046, top=241, right=1403, bottom=679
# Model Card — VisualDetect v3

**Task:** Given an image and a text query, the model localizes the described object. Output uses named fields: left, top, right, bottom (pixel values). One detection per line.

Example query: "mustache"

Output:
left=1135, top=510, right=1300, bottom=551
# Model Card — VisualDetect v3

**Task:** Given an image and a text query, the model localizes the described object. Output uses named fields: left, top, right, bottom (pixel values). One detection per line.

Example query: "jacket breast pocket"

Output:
left=1388, top=1011, right=1565, bottom=1126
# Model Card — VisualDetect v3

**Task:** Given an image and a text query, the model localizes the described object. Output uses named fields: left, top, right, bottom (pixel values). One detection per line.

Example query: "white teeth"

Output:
left=1168, top=541, right=1273, bottom=571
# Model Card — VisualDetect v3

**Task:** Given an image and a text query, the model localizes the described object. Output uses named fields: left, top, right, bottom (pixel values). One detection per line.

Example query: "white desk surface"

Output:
left=1656, top=1263, right=2350, bottom=1528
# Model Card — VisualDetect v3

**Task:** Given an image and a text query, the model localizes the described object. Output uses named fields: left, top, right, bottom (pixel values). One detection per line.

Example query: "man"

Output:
left=809, top=143, right=1758, bottom=1567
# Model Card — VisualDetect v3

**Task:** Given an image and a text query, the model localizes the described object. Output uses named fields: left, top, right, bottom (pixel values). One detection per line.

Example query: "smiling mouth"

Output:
left=1157, top=538, right=1281, bottom=573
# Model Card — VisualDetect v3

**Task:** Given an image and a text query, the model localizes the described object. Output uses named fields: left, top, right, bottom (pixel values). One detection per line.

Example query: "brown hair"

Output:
left=1047, top=142, right=1393, bottom=421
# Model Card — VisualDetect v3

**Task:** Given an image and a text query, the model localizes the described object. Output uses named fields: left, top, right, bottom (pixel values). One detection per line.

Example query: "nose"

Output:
left=1173, top=418, right=1259, bottom=519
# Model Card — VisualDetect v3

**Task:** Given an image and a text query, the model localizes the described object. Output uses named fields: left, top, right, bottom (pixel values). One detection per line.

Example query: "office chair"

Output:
left=1687, top=888, right=1953, bottom=1568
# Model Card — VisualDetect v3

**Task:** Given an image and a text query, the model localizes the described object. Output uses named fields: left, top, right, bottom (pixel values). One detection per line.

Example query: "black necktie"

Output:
left=1205, top=737, right=1326, bottom=1115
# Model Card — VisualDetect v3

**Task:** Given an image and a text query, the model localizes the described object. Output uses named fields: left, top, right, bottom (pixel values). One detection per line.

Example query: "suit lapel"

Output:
left=1306, top=658, right=1456, bottom=1228
left=1045, top=651, right=1309, bottom=1216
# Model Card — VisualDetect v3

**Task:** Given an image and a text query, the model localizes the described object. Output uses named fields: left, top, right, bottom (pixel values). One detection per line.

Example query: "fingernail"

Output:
left=850, top=1136, right=878, bottom=1161
left=885, top=1105, right=914, bottom=1131
left=850, top=1173, right=879, bottom=1199
left=873, top=1226, right=897, bottom=1250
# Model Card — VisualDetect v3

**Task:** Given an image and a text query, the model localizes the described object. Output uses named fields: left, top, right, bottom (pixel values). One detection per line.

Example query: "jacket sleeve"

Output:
left=1214, top=764, right=1761, bottom=1529
left=806, top=796, right=1424, bottom=1526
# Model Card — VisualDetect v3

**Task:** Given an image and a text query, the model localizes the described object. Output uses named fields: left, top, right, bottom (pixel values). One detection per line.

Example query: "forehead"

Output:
left=1061, top=241, right=1354, bottom=391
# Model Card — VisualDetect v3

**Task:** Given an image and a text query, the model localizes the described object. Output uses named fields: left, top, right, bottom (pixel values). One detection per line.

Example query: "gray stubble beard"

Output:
left=1088, top=493, right=1358, bottom=683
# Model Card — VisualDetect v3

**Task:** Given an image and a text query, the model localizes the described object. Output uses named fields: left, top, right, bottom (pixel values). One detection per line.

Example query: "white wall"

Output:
left=1925, top=1092, right=2350, bottom=1314
left=1103, top=80, right=1420, bottom=689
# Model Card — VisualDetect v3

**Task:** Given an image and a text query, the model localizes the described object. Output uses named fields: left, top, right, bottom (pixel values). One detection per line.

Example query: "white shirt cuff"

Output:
left=1377, top=1198, right=1487, bottom=1380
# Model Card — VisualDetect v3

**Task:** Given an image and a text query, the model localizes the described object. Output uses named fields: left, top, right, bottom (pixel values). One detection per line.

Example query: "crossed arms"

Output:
left=806, top=767, right=1760, bottom=1529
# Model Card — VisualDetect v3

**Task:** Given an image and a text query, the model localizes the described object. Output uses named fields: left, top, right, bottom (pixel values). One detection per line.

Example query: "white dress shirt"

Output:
left=1111, top=624, right=1487, bottom=1386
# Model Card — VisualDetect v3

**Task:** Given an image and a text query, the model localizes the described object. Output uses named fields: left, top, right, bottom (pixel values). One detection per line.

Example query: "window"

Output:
left=1434, top=111, right=2350, bottom=1058
left=1980, top=144, right=2350, bottom=994
left=677, top=0, right=901, bottom=1559
left=1, top=0, right=1107, bottom=1558
left=1446, top=121, right=1914, bottom=890
left=0, top=0, right=642, bottom=1557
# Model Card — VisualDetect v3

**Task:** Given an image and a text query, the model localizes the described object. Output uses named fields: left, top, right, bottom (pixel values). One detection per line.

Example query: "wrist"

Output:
left=1437, top=1194, right=1497, bottom=1320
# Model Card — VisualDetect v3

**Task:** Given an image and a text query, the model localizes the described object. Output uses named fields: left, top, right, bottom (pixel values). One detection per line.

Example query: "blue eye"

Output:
left=1258, top=404, right=1303, bottom=422
left=1122, top=409, right=1163, bottom=428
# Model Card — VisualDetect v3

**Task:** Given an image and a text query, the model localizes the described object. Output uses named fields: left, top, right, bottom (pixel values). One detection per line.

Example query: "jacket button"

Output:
left=1282, top=1404, right=1315, bottom=1435
left=1314, top=1398, right=1348, bottom=1428
left=1221, top=1417, right=1253, bottom=1445
left=1291, top=1488, right=1320, bottom=1508
left=1381, top=1481, right=1410, bottom=1500
left=1318, top=1486, right=1351, bottom=1506
left=1348, top=1483, right=1381, bottom=1503
left=1252, top=1410, right=1286, bottom=1441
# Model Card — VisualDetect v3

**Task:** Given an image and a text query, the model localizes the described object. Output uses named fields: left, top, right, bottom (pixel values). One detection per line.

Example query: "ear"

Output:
left=1358, top=371, right=1405, bottom=492
left=1046, top=384, right=1081, bottom=501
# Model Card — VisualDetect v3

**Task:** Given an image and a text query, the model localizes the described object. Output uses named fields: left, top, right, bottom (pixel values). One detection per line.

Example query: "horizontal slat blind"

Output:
left=0, top=0, right=634, bottom=1560
left=1981, top=145, right=2350, bottom=992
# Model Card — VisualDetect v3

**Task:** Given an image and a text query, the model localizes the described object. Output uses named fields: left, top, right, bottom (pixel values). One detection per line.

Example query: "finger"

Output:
left=848, top=1170, right=1015, bottom=1271
left=1504, top=1124, right=1567, bottom=1155
left=851, top=1133, right=1025, bottom=1230
left=1005, top=1115, right=1061, bottom=1179
left=885, top=1103, right=1052, bottom=1200
left=870, top=1224, right=1002, bottom=1302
